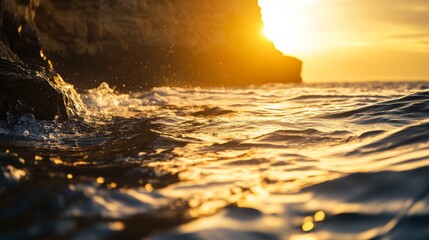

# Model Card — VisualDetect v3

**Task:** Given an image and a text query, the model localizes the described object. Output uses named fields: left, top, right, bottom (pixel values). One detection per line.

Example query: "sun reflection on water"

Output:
left=3, top=83, right=429, bottom=238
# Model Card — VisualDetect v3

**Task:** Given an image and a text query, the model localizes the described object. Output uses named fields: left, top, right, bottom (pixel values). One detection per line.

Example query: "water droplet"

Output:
left=108, top=221, right=125, bottom=231
left=302, top=221, right=314, bottom=232
left=97, top=177, right=105, bottom=184
left=314, top=211, right=325, bottom=222
left=144, top=183, right=153, bottom=191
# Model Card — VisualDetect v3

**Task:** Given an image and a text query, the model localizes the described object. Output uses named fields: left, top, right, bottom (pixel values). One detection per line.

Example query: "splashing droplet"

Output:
left=314, top=211, right=325, bottom=222
left=97, top=177, right=105, bottom=184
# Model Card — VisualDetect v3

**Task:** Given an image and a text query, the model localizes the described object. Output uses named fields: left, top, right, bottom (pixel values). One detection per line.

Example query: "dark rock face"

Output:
left=0, top=40, right=22, bottom=63
left=0, top=0, right=44, bottom=66
left=0, top=41, right=85, bottom=122
left=1, top=0, right=302, bottom=91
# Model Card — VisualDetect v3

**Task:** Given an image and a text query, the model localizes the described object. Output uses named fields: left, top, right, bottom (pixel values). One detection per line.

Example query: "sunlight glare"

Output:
left=259, top=0, right=319, bottom=56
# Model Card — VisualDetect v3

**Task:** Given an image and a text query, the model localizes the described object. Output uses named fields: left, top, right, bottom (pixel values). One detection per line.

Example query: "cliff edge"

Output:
left=1, top=0, right=302, bottom=90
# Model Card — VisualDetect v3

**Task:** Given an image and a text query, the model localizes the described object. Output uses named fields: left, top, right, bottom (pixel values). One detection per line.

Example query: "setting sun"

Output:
left=259, top=0, right=429, bottom=82
left=259, top=0, right=320, bottom=55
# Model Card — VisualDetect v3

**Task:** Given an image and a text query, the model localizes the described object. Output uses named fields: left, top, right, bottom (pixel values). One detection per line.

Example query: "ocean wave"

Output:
left=325, top=91, right=429, bottom=125
left=2, top=82, right=429, bottom=239
left=348, top=120, right=429, bottom=156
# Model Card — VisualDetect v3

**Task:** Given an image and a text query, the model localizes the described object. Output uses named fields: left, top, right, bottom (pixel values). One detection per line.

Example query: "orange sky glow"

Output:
left=258, top=0, right=429, bottom=82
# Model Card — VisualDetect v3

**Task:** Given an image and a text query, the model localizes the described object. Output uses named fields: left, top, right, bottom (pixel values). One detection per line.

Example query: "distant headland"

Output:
left=1, top=0, right=302, bottom=91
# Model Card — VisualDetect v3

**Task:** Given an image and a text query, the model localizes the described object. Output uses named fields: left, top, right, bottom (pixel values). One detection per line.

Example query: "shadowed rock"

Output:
left=1, top=0, right=302, bottom=91
left=0, top=41, right=85, bottom=122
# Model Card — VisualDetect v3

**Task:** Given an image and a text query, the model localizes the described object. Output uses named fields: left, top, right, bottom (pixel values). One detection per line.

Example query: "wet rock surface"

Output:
left=0, top=41, right=84, bottom=122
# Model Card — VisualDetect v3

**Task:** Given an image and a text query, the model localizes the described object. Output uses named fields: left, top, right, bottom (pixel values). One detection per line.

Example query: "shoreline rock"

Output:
left=0, top=41, right=85, bottom=122
left=1, top=0, right=302, bottom=91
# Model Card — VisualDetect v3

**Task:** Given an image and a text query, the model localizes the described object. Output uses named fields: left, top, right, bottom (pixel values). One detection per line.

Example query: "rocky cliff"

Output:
left=1, top=0, right=302, bottom=90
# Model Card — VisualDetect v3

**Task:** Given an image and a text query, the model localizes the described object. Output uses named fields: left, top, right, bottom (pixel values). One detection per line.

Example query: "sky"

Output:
left=258, top=0, right=429, bottom=82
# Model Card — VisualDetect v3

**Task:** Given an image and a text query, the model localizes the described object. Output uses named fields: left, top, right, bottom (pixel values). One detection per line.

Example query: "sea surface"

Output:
left=2, top=81, right=429, bottom=239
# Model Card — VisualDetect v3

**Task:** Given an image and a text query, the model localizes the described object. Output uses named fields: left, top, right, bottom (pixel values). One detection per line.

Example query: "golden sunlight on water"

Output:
left=4, top=82, right=429, bottom=238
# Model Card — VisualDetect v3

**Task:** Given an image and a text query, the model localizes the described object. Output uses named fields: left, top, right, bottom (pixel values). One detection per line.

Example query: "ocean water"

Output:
left=2, top=81, right=429, bottom=239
